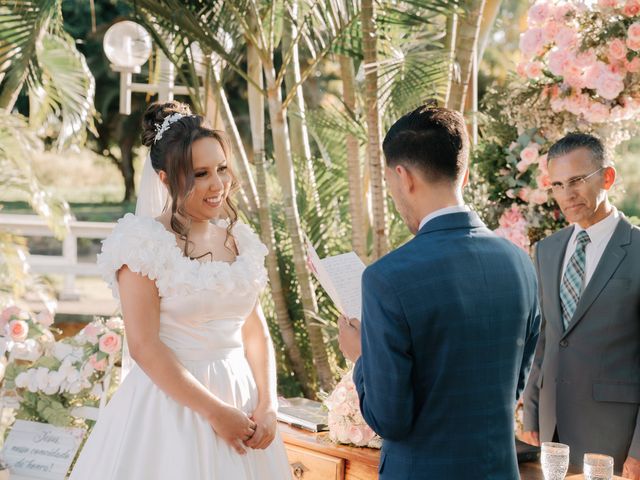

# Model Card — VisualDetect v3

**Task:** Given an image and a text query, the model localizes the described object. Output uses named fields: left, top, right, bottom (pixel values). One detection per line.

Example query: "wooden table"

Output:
left=279, top=423, right=625, bottom=480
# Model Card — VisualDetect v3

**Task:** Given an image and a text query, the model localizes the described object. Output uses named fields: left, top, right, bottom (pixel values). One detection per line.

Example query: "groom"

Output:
left=338, top=105, right=540, bottom=479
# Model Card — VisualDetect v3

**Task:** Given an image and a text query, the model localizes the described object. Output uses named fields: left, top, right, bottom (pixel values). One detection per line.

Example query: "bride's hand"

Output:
left=208, top=404, right=257, bottom=455
left=244, top=403, right=277, bottom=450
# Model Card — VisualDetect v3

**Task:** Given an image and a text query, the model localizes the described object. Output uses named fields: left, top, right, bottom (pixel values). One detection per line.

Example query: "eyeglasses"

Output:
left=548, top=167, right=604, bottom=194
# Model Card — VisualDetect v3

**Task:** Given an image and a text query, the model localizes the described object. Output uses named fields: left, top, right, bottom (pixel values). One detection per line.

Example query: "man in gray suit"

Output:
left=522, top=133, right=640, bottom=479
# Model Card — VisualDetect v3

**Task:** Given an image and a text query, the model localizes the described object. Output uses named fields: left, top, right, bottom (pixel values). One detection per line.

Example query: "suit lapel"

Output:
left=545, top=228, right=573, bottom=332
left=562, top=217, right=632, bottom=339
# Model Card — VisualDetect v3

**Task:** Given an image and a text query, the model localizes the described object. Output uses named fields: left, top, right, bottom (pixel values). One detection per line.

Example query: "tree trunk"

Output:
left=282, top=5, right=321, bottom=215
left=446, top=0, right=487, bottom=113
left=477, top=0, right=503, bottom=64
left=362, top=0, right=388, bottom=259
left=209, top=70, right=259, bottom=217
left=263, top=63, right=334, bottom=392
left=339, top=55, right=367, bottom=260
left=247, top=42, right=315, bottom=398
left=443, top=13, right=459, bottom=108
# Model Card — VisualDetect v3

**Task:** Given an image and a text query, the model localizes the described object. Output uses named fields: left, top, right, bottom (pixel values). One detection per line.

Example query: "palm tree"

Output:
left=0, top=0, right=95, bottom=303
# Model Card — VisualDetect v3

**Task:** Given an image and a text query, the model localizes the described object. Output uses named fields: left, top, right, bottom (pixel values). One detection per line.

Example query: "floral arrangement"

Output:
left=323, top=370, right=381, bottom=448
left=472, top=123, right=567, bottom=252
left=0, top=305, right=124, bottom=428
left=513, top=0, right=640, bottom=146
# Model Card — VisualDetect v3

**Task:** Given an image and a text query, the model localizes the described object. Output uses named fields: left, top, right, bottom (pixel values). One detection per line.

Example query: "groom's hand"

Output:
left=338, top=315, right=361, bottom=362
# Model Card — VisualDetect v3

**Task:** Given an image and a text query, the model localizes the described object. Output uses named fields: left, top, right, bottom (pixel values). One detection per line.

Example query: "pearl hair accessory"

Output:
left=154, top=112, right=185, bottom=143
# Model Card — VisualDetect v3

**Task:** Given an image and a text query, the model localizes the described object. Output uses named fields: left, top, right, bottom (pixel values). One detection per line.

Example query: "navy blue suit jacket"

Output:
left=353, top=211, right=540, bottom=479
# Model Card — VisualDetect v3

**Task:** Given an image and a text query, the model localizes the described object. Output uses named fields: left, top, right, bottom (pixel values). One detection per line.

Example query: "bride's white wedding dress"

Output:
left=70, top=213, right=292, bottom=480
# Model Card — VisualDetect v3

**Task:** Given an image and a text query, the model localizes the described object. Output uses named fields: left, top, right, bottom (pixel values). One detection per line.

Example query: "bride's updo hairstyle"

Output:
left=141, top=100, right=239, bottom=259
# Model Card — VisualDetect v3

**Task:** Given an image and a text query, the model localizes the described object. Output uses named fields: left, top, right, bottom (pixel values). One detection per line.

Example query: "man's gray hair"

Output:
left=547, top=133, right=610, bottom=167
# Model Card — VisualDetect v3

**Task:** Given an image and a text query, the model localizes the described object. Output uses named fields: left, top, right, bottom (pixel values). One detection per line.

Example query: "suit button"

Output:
left=560, top=340, right=569, bottom=348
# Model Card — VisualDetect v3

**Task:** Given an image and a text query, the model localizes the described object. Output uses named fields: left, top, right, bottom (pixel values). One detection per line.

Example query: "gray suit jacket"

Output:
left=523, top=215, right=640, bottom=470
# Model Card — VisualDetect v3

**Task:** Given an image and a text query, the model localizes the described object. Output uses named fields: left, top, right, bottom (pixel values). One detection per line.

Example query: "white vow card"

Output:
left=2, top=420, right=84, bottom=480
left=305, top=238, right=366, bottom=320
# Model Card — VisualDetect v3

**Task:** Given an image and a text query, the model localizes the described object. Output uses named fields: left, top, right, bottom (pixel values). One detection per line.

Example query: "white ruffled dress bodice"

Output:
left=71, top=214, right=292, bottom=480
left=97, top=213, right=269, bottom=361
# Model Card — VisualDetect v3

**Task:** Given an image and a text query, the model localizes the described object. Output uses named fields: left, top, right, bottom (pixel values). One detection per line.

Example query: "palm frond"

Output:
left=27, top=32, right=96, bottom=148
left=0, top=112, right=72, bottom=239
left=0, top=0, right=60, bottom=108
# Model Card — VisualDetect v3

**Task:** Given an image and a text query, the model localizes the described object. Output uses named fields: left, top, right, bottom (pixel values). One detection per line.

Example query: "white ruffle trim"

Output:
left=97, top=213, right=268, bottom=299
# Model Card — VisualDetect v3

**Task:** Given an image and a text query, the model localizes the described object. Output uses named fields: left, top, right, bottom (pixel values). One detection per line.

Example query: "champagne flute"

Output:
left=541, top=442, right=570, bottom=480
left=584, top=453, right=613, bottom=480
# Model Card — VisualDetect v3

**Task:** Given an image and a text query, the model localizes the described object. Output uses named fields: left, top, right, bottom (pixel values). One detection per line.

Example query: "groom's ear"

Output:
left=396, top=164, right=415, bottom=193
left=461, top=167, right=470, bottom=188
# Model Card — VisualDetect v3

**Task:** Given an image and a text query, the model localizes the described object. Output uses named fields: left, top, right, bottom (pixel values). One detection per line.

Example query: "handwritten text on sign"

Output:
left=2, top=420, right=84, bottom=480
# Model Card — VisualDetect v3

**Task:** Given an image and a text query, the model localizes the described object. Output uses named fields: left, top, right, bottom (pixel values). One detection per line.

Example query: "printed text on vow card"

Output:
left=2, top=420, right=84, bottom=480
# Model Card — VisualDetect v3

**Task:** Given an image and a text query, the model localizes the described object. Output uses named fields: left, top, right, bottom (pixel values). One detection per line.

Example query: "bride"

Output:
left=70, top=101, right=292, bottom=479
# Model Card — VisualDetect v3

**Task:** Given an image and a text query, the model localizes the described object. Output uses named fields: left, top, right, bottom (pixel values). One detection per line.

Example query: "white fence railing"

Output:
left=0, top=214, right=116, bottom=300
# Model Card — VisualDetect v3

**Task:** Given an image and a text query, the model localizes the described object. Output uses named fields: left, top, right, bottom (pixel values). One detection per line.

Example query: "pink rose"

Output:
left=348, top=425, right=365, bottom=445
left=0, top=306, right=21, bottom=330
left=495, top=226, right=530, bottom=252
left=628, top=23, right=640, bottom=42
left=536, top=171, right=552, bottom=190
left=9, top=320, right=29, bottom=342
left=584, top=102, right=611, bottom=122
left=82, top=323, right=101, bottom=344
left=529, top=188, right=549, bottom=205
left=573, top=50, right=597, bottom=68
left=528, top=3, right=551, bottom=25
left=542, top=21, right=561, bottom=42
left=596, top=72, right=625, bottom=100
left=518, top=187, right=532, bottom=203
left=623, top=0, right=640, bottom=16
left=89, top=354, right=108, bottom=372
left=548, top=49, right=570, bottom=76
left=520, top=144, right=539, bottom=164
left=516, top=61, right=528, bottom=78
left=525, top=61, right=544, bottom=79
left=520, top=29, right=546, bottom=59
left=627, top=37, right=640, bottom=52
left=498, top=205, right=527, bottom=229
left=538, top=154, right=548, bottom=172
left=35, top=311, right=54, bottom=328
left=516, top=159, right=530, bottom=173
left=625, top=56, right=640, bottom=72
left=335, top=423, right=350, bottom=443
left=609, top=38, right=628, bottom=61
left=551, top=3, right=574, bottom=21
left=598, top=0, right=618, bottom=7
left=555, top=27, right=578, bottom=48
left=98, top=332, right=122, bottom=355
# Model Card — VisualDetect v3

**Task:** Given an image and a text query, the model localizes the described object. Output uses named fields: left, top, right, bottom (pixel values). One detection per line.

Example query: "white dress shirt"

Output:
left=418, top=205, right=471, bottom=232
left=561, top=207, right=621, bottom=289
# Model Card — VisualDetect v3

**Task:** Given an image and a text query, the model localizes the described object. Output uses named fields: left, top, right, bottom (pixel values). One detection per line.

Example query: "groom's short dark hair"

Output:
left=382, top=105, right=469, bottom=184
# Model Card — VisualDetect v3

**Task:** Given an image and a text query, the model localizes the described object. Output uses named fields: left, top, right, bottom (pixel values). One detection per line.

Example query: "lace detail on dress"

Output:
left=97, top=213, right=268, bottom=299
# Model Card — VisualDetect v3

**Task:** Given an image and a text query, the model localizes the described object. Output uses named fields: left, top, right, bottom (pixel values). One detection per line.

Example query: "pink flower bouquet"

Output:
left=324, top=370, right=381, bottom=448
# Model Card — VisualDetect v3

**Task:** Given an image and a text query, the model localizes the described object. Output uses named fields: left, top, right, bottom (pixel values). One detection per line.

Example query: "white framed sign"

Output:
left=2, top=420, right=84, bottom=480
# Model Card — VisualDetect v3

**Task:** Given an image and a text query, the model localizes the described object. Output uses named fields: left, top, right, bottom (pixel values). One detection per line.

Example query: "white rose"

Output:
left=47, top=370, right=65, bottom=389
left=43, top=383, right=59, bottom=395
left=106, top=317, right=124, bottom=330
left=53, top=343, right=73, bottom=362
left=67, top=381, right=82, bottom=395
left=0, top=338, right=6, bottom=357
left=36, top=367, right=50, bottom=391
left=15, top=371, right=29, bottom=388
left=12, top=339, right=43, bottom=362
left=27, top=370, right=39, bottom=393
